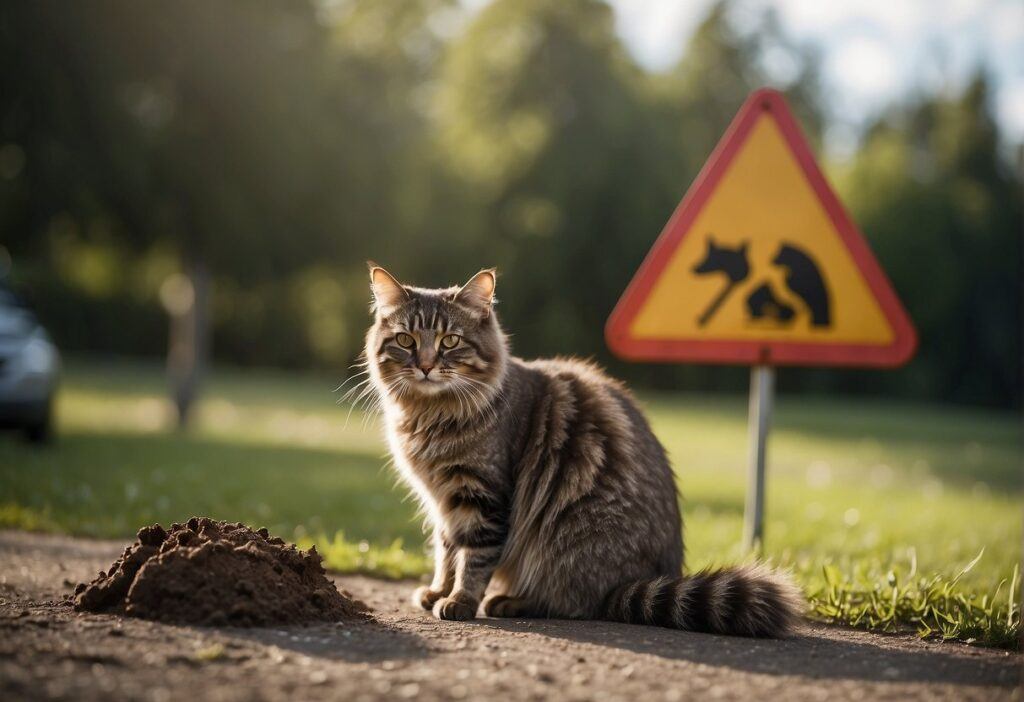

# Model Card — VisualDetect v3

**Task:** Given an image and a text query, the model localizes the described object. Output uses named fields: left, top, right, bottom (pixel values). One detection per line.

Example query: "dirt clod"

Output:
left=73, top=517, right=368, bottom=626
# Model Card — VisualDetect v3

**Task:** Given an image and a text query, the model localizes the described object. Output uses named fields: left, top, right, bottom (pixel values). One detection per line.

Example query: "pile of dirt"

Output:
left=73, top=517, right=368, bottom=626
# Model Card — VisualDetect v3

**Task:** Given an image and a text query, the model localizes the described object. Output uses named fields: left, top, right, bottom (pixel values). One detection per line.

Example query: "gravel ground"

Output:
left=0, top=530, right=1019, bottom=701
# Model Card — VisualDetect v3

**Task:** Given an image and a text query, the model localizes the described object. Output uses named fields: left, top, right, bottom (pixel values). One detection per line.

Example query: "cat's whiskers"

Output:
left=338, top=369, right=375, bottom=400
left=435, top=369, right=487, bottom=423
left=459, top=381, right=484, bottom=423
left=454, top=373, right=506, bottom=424
left=344, top=369, right=404, bottom=429
left=448, top=377, right=470, bottom=420
left=344, top=379, right=378, bottom=420
left=334, top=354, right=371, bottom=390
left=361, top=375, right=409, bottom=429
left=458, top=378, right=489, bottom=423
left=336, top=371, right=372, bottom=405
left=450, top=376, right=494, bottom=426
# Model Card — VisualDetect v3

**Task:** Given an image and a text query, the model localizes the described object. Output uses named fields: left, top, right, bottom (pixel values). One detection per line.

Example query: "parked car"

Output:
left=0, top=284, right=59, bottom=442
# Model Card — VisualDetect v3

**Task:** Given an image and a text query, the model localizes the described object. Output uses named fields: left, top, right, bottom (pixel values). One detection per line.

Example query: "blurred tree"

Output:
left=321, top=0, right=455, bottom=255
left=0, top=0, right=1018, bottom=410
left=1, top=1, right=466, bottom=423
left=1, top=1, right=345, bottom=424
left=433, top=0, right=679, bottom=362
left=660, top=0, right=825, bottom=181
left=839, top=73, right=1022, bottom=407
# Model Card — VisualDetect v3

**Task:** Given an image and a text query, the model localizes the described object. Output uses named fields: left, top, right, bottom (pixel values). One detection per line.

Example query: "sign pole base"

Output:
left=743, top=365, right=774, bottom=551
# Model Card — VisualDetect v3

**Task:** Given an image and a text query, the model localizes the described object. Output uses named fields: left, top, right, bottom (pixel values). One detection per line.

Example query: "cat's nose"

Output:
left=418, top=363, right=434, bottom=378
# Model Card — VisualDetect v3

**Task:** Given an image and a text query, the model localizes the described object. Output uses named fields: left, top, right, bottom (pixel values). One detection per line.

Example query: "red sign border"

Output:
left=605, top=88, right=917, bottom=368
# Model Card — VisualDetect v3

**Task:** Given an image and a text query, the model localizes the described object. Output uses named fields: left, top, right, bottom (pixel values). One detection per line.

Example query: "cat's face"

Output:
left=365, top=265, right=507, bottom=403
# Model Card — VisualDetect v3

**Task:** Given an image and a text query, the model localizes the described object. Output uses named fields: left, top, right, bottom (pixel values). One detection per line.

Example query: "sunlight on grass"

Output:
left=298, top=531, right=430, bottom=580
left=1, top=358, right=1020, bottom=647
left=804, top=552, right=1021, bottom=649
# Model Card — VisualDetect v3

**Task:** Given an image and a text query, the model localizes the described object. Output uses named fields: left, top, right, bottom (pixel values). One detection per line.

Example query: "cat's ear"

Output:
left=454, top=268, right=497, bottom=317
left=367, top=261, right=408, bottom=316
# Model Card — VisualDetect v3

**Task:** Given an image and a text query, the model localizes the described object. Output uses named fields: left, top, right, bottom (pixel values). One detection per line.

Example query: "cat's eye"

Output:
left=395, top=333, right=416, bottom=348
left=440, top=334, right=460, bottom=349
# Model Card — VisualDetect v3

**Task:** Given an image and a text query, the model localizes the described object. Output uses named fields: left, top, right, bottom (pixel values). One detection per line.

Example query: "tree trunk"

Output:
left=166, top=260, right=211, bottom=430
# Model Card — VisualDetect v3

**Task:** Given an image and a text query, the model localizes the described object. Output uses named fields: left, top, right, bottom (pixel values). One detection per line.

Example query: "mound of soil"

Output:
left=73, top=517, right=368, bottom=626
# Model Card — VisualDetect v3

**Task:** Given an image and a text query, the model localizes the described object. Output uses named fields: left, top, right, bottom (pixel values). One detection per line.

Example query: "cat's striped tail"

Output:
left=601, top=564, right=803, bottom=638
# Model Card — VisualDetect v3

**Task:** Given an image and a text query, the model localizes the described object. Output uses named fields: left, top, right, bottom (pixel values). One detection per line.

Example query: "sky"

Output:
left=607, top=0, right=1024, bottom=153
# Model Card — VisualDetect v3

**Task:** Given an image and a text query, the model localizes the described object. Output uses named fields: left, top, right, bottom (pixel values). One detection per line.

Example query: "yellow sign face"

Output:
left=632, top=114, right=890, bottom=344
left=606, top=89, right=916, bottom=367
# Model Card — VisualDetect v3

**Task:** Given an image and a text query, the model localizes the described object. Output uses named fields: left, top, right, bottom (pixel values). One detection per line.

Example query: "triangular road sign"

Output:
left=606, top=88, right=916, bottom=367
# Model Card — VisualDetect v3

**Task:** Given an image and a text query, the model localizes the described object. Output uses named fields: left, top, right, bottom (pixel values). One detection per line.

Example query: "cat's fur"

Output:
left=363, top=264, right=802, bottom=637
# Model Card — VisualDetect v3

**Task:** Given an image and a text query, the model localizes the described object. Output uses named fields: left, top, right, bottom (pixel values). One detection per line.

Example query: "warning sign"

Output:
left=606, top=88, right=916, bottom=367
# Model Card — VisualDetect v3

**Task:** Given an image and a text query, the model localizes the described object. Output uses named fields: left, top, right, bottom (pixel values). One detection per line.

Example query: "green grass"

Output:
left=0, top=358, right=1020, bottom=647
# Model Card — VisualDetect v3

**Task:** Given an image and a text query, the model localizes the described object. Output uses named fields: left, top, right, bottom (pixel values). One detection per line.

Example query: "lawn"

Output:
left=1, top=358, right=1020, bottom=647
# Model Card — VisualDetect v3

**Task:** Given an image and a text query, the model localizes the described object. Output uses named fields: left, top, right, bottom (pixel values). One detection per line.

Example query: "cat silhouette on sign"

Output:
left=746, top=283, right=795, bottom=324
left=692, top=236, right=831, bottom=328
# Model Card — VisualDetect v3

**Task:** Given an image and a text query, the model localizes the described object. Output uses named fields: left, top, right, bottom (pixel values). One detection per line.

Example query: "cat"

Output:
left=362, top=263, right=802, bottom=637
left=746, top=282, right=796, bottom=324
left=771, top=244, right=830, bottom=327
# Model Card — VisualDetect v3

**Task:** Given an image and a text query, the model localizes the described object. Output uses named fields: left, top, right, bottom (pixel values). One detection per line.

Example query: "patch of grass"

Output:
left=0, top=358, right=1020, bottom=648
left=803, top=551, right=1020, bottom=650
left=299, top=532, right=430, bottom=580
left=0, top=431, right=419, bottom=544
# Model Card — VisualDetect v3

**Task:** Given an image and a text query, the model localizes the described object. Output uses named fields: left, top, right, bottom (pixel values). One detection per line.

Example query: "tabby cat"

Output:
left=362, top=264, right=801, bottom=637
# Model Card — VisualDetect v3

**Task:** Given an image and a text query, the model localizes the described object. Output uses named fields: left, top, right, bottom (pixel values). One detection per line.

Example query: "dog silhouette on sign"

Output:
left=691, top=236, right=750, bottom=327
left=692, top=237, right=830, bottom=328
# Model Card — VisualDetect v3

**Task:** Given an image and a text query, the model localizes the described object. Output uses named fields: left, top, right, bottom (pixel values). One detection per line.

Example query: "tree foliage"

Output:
left=0, top=0, right=1019, bottom=408
left=839, top=75, right=1022, bottom=406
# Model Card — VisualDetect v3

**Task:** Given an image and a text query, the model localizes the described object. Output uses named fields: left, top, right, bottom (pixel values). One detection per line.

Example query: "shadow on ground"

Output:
left=469, top=616, right=1019, bottom=688
left=226, top=620, right=432, bottom=664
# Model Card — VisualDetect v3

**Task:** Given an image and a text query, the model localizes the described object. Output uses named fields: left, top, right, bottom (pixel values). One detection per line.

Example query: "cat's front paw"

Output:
left=482, top=594, right=533, bottom=618
left=412, top=585, right=446, bottom=611
left=432, top=595, right=477, bottom=621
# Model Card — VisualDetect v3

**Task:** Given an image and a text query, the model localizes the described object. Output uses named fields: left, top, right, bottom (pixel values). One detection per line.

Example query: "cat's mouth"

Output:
left=407, top=370, right=449, bottom=395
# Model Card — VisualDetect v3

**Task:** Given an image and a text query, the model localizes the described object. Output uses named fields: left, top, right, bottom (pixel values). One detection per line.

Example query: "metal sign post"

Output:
left=743, top=365, right=774, bottom=550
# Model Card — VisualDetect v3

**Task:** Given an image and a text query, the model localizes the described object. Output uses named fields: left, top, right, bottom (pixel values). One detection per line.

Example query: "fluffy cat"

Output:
left=362, top=263, right=802, bottom=637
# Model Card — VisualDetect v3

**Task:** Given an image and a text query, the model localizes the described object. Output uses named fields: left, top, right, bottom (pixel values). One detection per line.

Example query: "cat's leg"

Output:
left=430, top=467, right=510, bottom=621
left=412, top=530, right=455, bottom=610
left=432, top=543, right=504, bottom=621
left=481, top=594, right=539, bottom=618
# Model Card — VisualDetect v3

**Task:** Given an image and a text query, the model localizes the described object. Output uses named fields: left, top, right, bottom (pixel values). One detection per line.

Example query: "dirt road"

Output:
left=0, top=530, right=1019, bottom=701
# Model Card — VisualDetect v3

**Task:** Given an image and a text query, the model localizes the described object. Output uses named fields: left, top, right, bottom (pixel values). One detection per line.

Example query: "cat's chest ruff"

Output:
left=387, top=405, right=483, bottom=458
left=383, top=409, right=467, bottom=471
left=393, top=424, right=469, bottom=469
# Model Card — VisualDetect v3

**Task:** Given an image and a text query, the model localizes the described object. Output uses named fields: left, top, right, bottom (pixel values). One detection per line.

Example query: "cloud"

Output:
left=605, top=0, right=714, bottom=71
left=999, top=82, right=1024, bottom=139
left=830, top=36, right=900, bottom=103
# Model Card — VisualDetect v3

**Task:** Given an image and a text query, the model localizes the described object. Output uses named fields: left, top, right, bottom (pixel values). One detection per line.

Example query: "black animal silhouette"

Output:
left=771, top=243, right=830, bottom=327
left=746, top=282, right=795, bottom=324
left=692, top=237, right=750, bottom=327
